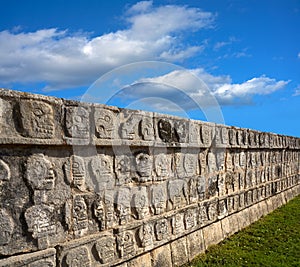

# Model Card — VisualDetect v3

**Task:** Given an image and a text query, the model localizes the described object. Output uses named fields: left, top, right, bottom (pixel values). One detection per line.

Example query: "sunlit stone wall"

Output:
left=0, top=88, right=299, bottom=266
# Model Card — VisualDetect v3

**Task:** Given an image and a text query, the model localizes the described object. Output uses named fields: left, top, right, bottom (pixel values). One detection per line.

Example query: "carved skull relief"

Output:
left=135, top=152, right=152, bottom=181
left=64, top=155, right=86, bottom=190
left=65, top=106, right=89, bottom=138
left=94, top=108, right=116, bottom=139
left=27, top=154, right=55, bottom=191
left=18, top=100, right=55, bottom=138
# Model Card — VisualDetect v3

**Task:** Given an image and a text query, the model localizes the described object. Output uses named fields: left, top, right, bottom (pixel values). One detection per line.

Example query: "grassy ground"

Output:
left=185, top=195, right=300, bottom=267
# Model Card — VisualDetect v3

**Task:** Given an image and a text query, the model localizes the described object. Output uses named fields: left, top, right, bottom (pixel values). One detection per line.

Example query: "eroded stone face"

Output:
left=24, top=204, right=56, bottom=249
left=95, top=235, right=116, bottom=264
left=154, top=218, right=169, bottom=241
left=117, top=231, right=136, bottom=258
left=157, top=119, right=173, bottom=142
left=133, top=187, right=149, bottom=220
left=64, top=155, right=86, bottom=191
left=94, top=108, right=116, bottom=139
left=135, top=152, right=152, bottom=181
left=140, top=116, right=154, bottom=141
left=27, top=154, right=55, bottom=191
left=65, top=106, right=89, bottom=139
left=18, top=100, right=55, bottom=138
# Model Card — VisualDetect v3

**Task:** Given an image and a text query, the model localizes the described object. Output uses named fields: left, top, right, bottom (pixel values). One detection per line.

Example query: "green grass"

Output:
left=185, top=195, right=300, bottom=267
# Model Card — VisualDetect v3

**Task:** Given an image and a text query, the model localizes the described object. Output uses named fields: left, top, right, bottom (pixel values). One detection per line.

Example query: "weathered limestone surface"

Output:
left=0, top=88, right=299, bottom=266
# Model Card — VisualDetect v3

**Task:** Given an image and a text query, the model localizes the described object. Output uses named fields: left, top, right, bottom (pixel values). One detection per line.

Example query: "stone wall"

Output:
left=0, top=88, right=299, bottom=267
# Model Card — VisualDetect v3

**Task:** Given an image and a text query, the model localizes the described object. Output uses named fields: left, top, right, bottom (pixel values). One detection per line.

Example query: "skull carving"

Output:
left=18, top=100, right=54, bottom=138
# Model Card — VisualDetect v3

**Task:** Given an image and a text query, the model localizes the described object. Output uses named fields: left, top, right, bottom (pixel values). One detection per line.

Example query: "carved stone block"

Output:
left=27, top=154, right=55, bottom=191
left=207, top=151, right=217, bottom=174
left=207, top=200, right=218, bottom=222
left=154, top=218, right=170, bottom=241
left=116, top=188, right=131, bottom=225
left=189, top=121, right=200, bottom=144
left=135, top=152, right=152, bottom=182
left=174, top=152, right=185, bottom=178
left=168, top=180, right=187, bottom=209
left=218, top=199, right=228, bottom=219
left=199, top=150, right=207, bottom=175
left=198, top=203, right=208, bottom=226
left=94, top=108, right=117, bottom=139
left=229, top=128, right=237, bottom=146
left=157, top=119, right=174, bottom=142
left=172, top=213, right=185, bottom=235
left=214, top=126, right=228, bottom=146
left=132, top=187, right=149, bottom=220
left=95, top=235, right=117, bottom=264
left=151, top=184, right=167, bottom=215
left=17, top=100, right=55, bottom=138
left=90, top=154, right=114, bottom=189
left=174, top=120, right=188, bottom=143
left=64, top=155, right=86, bottom=191
left=140, top=116, right=154, bottom=141
left=115, top=155, right=133, bottom=185
left=103, top=191, right=117, bottom=229
left=93, top=194, right=105, bottom=231
left=65, top=246, right=91, bottom=267
left=197, top=176, right=206, bottom=201
left=120, top=112, right=141, bottom=140
left=184, top=153, right=198, bottom=177
left=65, top=106, right=90, bottom=139
left=154, top=153, right=171, bottom=181
left=200, top=124, right=212, bottom=147
left=207, top=176, right=218, bottom=198
left=236, top=129, right=244, bottom=146
left=188, top=177, right=199, bottom=203
left=117, top=231, right=136, bottom=258
left=184, top=208, right=197, bottom=230
left=72, top=195, right=89, bottom=237
left=138, top=223, right=154, bottom=249
left=25, top=204, right=57, bottom=249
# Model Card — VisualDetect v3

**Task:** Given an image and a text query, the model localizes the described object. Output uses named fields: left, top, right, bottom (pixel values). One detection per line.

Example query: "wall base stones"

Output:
left=0, top=89, right=299, bottom=266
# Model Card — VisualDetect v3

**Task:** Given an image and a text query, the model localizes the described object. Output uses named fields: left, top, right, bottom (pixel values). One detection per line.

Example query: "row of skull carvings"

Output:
left=1, top=176, right=298, bottom=266
left=0, top=147, right=298, bottom=254
left=2, top=97, right=299, bottom=148
left=23, top=168, right=299, bottom=245
left=23, top=149, right=300, bottom=195
left=27, top=174, right=300, bottom=266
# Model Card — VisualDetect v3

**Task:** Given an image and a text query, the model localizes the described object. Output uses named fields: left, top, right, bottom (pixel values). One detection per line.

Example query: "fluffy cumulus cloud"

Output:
left=119, top=69, right=288, bottom=110
left=0, top=1, right=289, bottom=109
left=0, top=1, right=214, bottom=91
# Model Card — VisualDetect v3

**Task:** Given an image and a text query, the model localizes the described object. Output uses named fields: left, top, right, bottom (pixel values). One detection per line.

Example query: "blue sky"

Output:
left=0, top=0, right=299, bottom=137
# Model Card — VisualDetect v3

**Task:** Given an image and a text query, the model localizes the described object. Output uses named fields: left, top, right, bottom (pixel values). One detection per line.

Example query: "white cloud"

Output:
left=293, top=85, right=300, bottom=96
left=119, top=69, right=289, bottom=110
left=214, top=37, right=238, bottom=50
left=0, top=1, right=214, bottom=90
left=298, top=52, right=300, bottom=58
left=127, top=1, right=153, bottom=14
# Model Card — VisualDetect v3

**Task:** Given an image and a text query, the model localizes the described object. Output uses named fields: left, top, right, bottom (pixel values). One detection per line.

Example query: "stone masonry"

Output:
left=0, top=88, right=299, bottom=266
